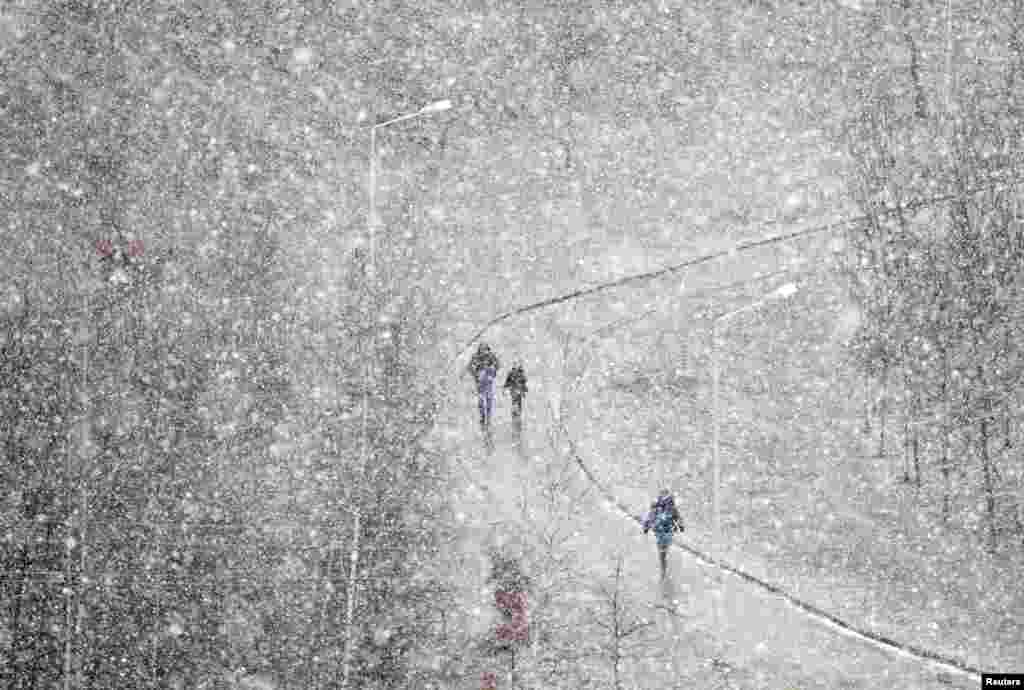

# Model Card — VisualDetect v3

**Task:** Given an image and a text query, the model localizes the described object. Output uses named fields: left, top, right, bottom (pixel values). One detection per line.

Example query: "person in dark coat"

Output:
left=468, top=343, right=500, bottom=382
left=503, top=363, right=528, bottom=421
left=468, top=343, right=500, bottom=428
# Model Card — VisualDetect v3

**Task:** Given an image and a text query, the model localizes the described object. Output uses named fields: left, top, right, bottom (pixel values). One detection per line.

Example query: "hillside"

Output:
left=429, top=253, right=1001, bottom=687
left=565, top=258, right=1023, bottom=673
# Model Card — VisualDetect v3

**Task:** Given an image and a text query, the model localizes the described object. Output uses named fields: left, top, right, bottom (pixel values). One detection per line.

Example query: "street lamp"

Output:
left=710, top=282, right=799, bottom=558
left=342, top=97, right=452, bottom=690
left=367, top=99, right=452, bottom=272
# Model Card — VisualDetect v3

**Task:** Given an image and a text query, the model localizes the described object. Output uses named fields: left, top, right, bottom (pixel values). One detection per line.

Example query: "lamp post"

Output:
left=341, top=98, right=451, bottom=690
left=367, top=99, right=452, bottom=273
left=711, top=282, right=799, bottom=558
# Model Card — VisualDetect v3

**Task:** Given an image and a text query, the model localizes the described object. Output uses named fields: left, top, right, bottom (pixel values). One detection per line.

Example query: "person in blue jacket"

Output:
left=642, top=489, right=684, bottom=577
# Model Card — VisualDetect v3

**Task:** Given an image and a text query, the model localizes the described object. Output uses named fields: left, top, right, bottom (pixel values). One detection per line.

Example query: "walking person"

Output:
left=477, top=364, right=498, bottom=432
left=468, top=343, right=500, bottom=430
left=503, top=363, right=528, bottom=427
left=642, top=489, right=684, bottom=578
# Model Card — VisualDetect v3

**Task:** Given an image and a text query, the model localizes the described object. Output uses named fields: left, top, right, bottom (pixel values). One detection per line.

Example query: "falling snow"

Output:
left=1, top=2, right=1021, bottom=690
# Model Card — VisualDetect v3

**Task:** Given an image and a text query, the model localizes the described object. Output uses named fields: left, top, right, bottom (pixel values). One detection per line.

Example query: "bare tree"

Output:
left=899, top=0, right=929, bottom=119
left=588, top=555, right=656, bottom=690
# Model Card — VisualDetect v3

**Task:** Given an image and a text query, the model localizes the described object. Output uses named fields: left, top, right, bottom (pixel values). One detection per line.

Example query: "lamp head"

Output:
left=420, top=99, right=452, bottom=113
left=772, top=282, right=799, bottom=300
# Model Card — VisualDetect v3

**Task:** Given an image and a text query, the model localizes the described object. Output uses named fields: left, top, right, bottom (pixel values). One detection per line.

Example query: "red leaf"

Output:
left=495, top=591, right=527, bottom=615
left=96, top=239, right=113, bottom=257
left=496, top=620, right=529, bottom=642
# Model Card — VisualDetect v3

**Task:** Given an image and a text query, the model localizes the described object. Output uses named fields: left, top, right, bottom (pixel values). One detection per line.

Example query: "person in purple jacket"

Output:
left=468, top=343, right=500, bottom=429
left=477, top=364, right=498, bottom=429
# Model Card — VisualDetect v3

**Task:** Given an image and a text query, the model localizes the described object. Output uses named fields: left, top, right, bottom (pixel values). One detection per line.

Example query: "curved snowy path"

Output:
left=433, top=305, right=977, bottom=689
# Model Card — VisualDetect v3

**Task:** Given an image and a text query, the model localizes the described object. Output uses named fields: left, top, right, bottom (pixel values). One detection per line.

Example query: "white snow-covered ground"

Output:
left=431, top=272, right=990, bottom=687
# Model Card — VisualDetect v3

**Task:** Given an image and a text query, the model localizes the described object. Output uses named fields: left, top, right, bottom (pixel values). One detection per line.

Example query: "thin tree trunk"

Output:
left=72, top=292, right=91, bottom=690
left=878, top=360, right=888, bottom=461
left=863, top=375, right=872, bottom=434
left=945, top=0, right=954, bottom=113
left=1007, top=0, right=1023, bottom=98
left=341, top=454, right=367, bottom=689
left=341, top=352, right=372, bottom=690
left=74, top=487, right=86, bottom=689
left=64, top=379, right=75, bottom=690
left=902, top=366, right=912, bottom=483
left=8, top=545, right=28, bottom=686
left=941, top=350, right=952, bottom=522
left=312, top=550, right=334, bottom=690
left=1002, top=325, right=1013, bottom=452
left=912, top=390, right=921, bottom=487
left=901, top=0, right=928, bottom=118
left=981, top=414, right=997, bottom=552
left=28, top=560, right=44, bottom=689
left=612, top=575, right=622, bottom=690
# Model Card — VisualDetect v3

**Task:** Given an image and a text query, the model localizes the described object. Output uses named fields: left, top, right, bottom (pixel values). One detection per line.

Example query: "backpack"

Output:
left=651, top=495, right=682, bottom=533
left=653, top=509, right=674, bottom=535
